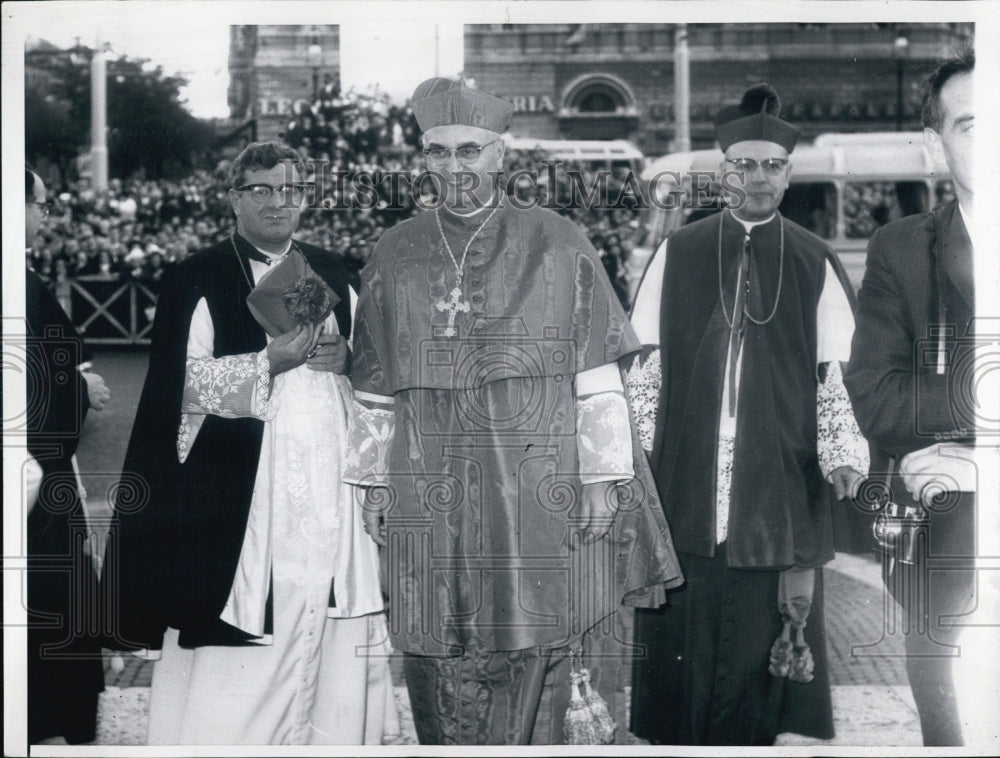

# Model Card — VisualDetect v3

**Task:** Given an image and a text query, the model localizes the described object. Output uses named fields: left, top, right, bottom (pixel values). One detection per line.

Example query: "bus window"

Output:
left=779, top=182, right=837, bottom=239
left=844, top=181, right=929, bottom=238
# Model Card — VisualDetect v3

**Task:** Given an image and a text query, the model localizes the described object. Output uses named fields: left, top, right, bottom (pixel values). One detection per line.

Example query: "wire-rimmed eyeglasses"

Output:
left=29, top=200, right=52, bottom=217
left=725, top=157, right=789, bottom=175
left=422, top=139, right=501, bottom=165
left=234, top=184, right=311, bottom=203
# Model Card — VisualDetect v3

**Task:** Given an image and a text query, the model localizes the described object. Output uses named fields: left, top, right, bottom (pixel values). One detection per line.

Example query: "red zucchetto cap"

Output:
left=714, top=83, right=801, bottom=153
left=411, top=76, right=514, bottom=133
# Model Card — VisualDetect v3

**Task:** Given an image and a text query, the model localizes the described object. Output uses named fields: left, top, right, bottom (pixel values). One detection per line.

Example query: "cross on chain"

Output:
left=436, top=286, right=471, bottom=337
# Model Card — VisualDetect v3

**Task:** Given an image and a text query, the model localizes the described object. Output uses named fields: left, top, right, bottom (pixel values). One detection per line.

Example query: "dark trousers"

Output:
left=882, top=491, right=976, bottom=747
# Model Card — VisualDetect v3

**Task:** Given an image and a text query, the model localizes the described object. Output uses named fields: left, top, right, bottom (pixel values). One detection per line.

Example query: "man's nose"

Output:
left=441, top=150, right=465, bottom=174
left=267, top=188, right=290, bottom=209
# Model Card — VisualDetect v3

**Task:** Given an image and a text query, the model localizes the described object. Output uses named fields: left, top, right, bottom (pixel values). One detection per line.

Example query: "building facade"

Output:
left=464, top=23, right=973, bottom=155
left=228, top=24, right=340, bottom=143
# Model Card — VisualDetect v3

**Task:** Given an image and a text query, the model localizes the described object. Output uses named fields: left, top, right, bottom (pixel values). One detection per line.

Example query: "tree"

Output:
left=25, top=43, right=216, bottom=181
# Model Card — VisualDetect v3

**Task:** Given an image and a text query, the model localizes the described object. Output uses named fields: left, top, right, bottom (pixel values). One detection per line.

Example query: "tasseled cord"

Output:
left=768, top=567, right=816, bottom=684
left=564, top=648, right=618, bottom=744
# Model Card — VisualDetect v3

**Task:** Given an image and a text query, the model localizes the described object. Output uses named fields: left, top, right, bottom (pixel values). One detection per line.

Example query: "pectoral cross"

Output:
left=436, top=286, right=470, bottom=338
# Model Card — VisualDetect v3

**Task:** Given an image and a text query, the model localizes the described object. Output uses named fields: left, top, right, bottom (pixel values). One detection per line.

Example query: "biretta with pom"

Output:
left=714, top=83, right=801, bottom=152
left=411, top=76, right=514, bottom=133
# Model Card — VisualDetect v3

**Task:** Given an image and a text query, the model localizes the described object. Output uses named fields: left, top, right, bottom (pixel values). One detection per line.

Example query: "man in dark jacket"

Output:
left=25, top=168, right=110, bottom=745
left=844, top=48, right=988, bottom=747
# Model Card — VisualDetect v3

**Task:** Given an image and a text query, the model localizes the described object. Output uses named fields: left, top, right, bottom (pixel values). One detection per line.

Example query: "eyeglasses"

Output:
left=29, top=201, right=52, bottom=217
left=422, top=139, right=500, bottom=165
left=725, top=157, right=789, bottom=175
left=234, top=184, right=310, bottom=203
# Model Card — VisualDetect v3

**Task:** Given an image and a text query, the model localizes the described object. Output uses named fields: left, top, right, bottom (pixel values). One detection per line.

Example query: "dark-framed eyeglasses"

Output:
left=725, top=157, right=789, bottom=175
left=422, top=139, right=501, bottom=165
left=29, top=200, right=52, bottom=217
left=234, top=184, right=311, bottom=203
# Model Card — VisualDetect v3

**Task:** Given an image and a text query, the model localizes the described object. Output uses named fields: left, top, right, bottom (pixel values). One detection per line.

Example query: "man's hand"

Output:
left=306, top=333, right=350, bottom=374
left=899, top=443, right=978, bottom=505
left=578, top=480, right=619, bottom=544
left=266, top=323, right=322, bottom=377
left=83, top=371, right=110, bottom=411
left=361, top=486, right=389, bottom=547
left=829, top=466, right=865, bottom=501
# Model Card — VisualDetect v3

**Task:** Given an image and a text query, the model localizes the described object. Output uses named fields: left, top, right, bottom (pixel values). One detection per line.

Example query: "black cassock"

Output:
left=631, top=211, right=859, bottom=745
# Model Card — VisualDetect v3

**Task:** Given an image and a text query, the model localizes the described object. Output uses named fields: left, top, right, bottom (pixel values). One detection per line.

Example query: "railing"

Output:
left=69, top=276, right=159, bottom=346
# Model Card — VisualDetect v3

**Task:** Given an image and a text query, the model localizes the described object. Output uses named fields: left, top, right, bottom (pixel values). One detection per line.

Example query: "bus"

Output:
left=503, top=135, right=644, bottom=172
left=627, top=132, right=952, bottom=296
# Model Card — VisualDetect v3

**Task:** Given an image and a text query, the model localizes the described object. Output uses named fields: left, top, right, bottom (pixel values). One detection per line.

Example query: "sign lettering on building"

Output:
left=508, top=95, right=556, bottom=114
left=258, top=97, right=295, bottom=116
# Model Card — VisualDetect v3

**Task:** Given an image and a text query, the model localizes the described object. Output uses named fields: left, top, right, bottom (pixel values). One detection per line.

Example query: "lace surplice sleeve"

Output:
left=817, top=360, right=870, bottom=478
left=625, top=237, right=666, bottom=454
left=576, top=363, right=635, bottom=485
left=816, top=262, right=869, bottom=478
left=176, top=297, right=277, bottom=463
left=624, top=347, right=661, bottom=454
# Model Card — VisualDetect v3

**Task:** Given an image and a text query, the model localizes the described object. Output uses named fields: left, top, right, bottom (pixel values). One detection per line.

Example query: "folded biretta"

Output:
left=411, top=76, right=514, bottom=132
left=714, top=82, right=801, bottom=152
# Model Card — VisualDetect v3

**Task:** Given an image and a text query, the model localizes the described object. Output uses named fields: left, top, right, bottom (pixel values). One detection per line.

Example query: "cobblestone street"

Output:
left=91, top=553, right=921, bottom=747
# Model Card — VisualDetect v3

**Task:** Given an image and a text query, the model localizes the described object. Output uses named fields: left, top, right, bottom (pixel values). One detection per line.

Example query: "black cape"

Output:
left=100, top=233, right=354, bottom=651
left=650, top=211, right=856, bottom=568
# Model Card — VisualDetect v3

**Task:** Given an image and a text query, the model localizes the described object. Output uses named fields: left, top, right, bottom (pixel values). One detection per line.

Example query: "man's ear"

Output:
left=924, top=127, right=946, bottom=168
left=228, top=188, right=242, bottom=217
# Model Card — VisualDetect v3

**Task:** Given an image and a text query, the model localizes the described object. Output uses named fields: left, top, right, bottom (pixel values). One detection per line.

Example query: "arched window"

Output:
left=577, top=90, right=617, bottom=113
left=561, top=73, right=637, bottom=115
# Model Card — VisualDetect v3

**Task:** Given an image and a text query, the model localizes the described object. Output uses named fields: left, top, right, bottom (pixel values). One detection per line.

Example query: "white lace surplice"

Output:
left=180, top=300, right=383, bottom=635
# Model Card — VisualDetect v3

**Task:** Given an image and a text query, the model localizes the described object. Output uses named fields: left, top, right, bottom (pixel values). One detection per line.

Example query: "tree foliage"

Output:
left=25, top=44, right=216, bottom=181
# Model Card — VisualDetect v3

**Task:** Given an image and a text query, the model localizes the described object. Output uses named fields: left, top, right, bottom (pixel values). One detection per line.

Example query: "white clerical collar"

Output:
left=252, top=239, right=292, bottom=264
left=730, top=210, right=776, bottom=233
left=442, top=194, right=503, bottom=219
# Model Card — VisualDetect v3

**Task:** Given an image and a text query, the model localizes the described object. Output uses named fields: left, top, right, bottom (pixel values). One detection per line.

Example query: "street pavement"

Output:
left=77, top=351, right=922, bottom=746
left=91, top=553, right=921, bottom=747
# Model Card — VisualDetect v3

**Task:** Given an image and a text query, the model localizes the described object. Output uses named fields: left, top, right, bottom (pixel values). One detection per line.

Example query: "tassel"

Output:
left=580, top=667, right=617, bottom=744
left=564, top=670, right=598, bottom=745
left=789, top=623, right=815, bottom=683
left=768, top=619, right=794, bottom=677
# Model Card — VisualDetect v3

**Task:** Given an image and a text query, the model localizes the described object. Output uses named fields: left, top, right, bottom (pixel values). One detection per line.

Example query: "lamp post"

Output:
left=308, top=37, right=322, bottom=102
left=673, top=24, right=691, bottom=152
left=894, top=34, right=910, bottom=131
left=90, top=39, right=109, bottom=190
